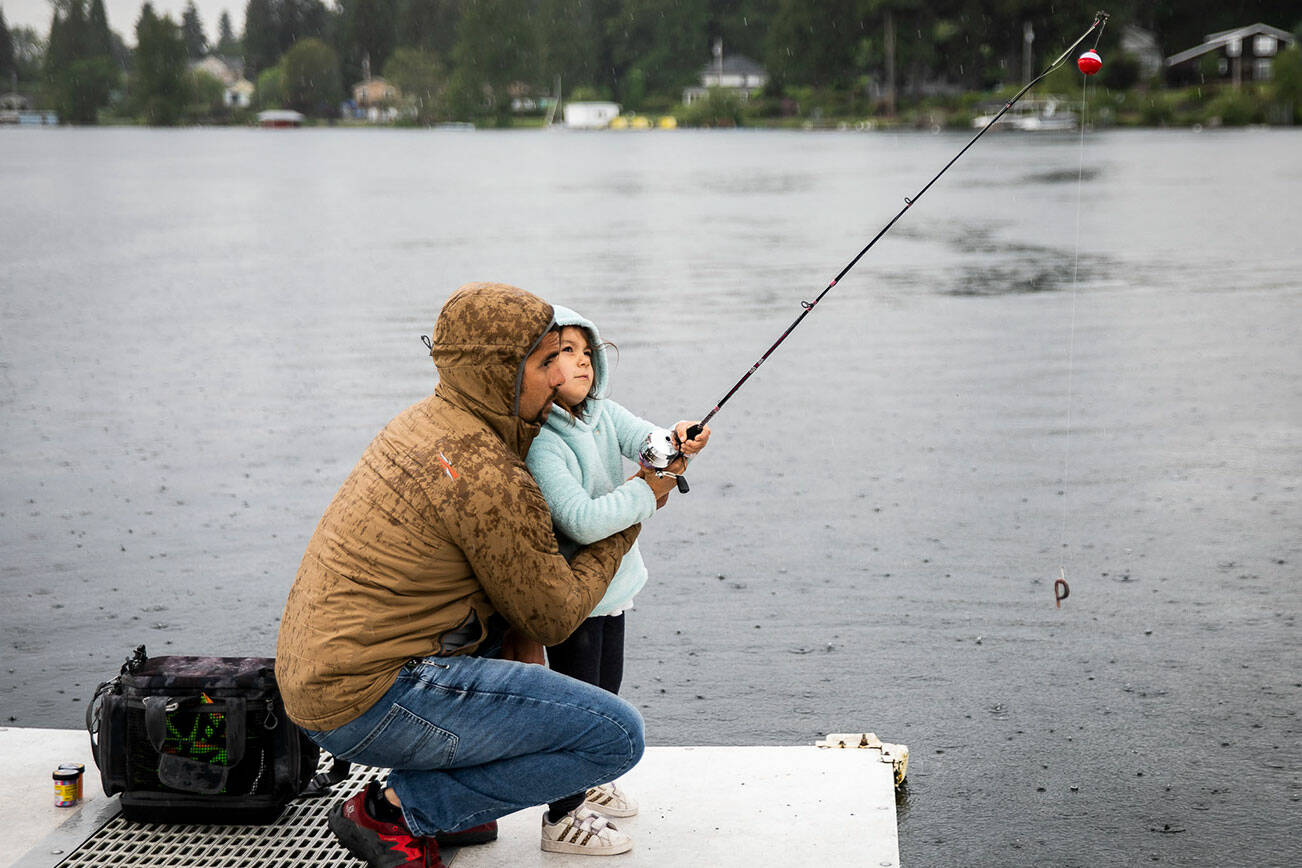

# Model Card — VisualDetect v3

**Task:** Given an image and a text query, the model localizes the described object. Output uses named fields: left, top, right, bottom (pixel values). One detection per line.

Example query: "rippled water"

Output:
left=2, top=126, right=1299, bottom=866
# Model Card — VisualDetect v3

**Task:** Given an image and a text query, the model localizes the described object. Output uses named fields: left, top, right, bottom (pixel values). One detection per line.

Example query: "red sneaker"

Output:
left=433, top=820, right=498, bottom=847
left=327, top=782, right=445, bottom=868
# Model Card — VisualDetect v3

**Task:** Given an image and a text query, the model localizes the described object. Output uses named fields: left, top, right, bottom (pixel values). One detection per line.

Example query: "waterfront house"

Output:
left=350, top=77, right=402, bottom=122
left=225, top=80, right=255, bottom=109
left=189, top=55, right=254, bottom=110
left=682, top=44, right=768, bottom=105
left=1166, top=23, right=1297, bottom=86
left=192, top=55, right=240, bottom=86
left=352, top=77, right=400, bottom=108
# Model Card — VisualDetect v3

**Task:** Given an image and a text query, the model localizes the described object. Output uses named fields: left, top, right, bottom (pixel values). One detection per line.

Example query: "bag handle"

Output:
left=85, top=678, right=115, bottom=756
left=300, top=755, right=353, bottom=798
left=143, top=695, right=247, bottom=795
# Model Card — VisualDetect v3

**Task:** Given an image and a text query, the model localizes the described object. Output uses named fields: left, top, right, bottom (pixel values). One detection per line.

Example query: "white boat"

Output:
left=256, top=109, right=306, bottom=128
left=563, top=101, right=621, bottom=129
left=971, top=97, right=1077, bottom=131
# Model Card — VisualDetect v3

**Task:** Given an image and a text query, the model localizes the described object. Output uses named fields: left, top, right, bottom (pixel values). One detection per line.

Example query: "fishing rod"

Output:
left=672, top=11, right=1110, bottom=447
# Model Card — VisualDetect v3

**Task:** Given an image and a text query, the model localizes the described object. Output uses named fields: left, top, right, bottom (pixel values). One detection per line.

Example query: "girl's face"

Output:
left=555, top=326, right=595, bottom=407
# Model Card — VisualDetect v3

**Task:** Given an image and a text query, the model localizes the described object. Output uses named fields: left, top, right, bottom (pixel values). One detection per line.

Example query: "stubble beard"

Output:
left=530, top=390, right=558, bottom=425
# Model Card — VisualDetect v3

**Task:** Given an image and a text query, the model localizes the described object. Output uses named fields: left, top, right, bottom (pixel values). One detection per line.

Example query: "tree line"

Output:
left=3, top=0, right=1300, bottom=125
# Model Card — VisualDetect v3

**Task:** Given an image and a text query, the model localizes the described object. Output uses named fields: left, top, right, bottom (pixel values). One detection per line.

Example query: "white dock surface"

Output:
left=448, top=745, right=900, bottom=868
left=3, top=729, right=901, bottom=868
left=2, top=728, right=109, bottom=868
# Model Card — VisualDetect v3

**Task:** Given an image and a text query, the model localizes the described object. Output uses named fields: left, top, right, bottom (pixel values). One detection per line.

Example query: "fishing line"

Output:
left=686, top=12, right=1111, bottom=444
left=1056, top=22, right=1108, bottom=607
left=1055, top=34, right=1105, bottom=609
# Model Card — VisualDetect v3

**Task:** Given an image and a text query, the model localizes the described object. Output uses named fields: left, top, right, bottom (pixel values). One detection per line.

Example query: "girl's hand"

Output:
left=674, top=421, right=711, bottom=455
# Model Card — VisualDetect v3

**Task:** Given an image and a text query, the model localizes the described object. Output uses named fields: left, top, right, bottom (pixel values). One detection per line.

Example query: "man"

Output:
left=276, top=283, right=682, bottom=867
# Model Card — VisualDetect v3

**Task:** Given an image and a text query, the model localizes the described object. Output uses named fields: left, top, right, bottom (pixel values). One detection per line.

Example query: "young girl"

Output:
left=526, top=305, right=709, bottom=855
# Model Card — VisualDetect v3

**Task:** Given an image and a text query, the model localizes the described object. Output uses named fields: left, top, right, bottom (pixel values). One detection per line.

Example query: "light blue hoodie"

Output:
left=525, top=306, right=658, bottom=617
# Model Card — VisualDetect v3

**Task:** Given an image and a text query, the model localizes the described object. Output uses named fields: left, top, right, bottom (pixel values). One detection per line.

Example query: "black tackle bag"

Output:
left=87, top=646, right=350, bottom=824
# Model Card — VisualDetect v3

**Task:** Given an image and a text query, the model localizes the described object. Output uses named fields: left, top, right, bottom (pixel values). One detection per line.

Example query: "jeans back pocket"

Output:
left=346, top=703, right=458, bottom=770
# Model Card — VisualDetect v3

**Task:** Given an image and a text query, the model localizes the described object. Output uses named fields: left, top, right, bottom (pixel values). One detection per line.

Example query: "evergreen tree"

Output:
left=536, top=0, right=603, bottom=95
left=448, top=0, right=536, bottom=121
left=244, top=0, right=330, bottom=77
left=8, top=26, right=45, bottom=83
left=217, top=11, right=240, bottom=56
left=397, top=0, right=459, bottom=59
left=181, top=1, right=208, bottom=59
left=45, top=0, right=118, bottom=123
left=87, top=0, right=113, bottom=55
left=706, top=0, right=772, bottom=62
left=243, top=0, right=280, bottom=75
left=134, top=2, right=190, bottom=124
left=0, top=7, right=14, bottom=84
left=340, top=0, right=397, bottom=78
left=278, top=0, right=329, bottom=51
left=764, top=0, right=868, bottom=90
left=606, top=0, right=708, bottom=106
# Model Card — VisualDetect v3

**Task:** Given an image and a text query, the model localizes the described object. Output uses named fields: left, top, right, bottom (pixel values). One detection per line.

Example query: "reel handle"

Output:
left=676, top=475, right=690, bottom=494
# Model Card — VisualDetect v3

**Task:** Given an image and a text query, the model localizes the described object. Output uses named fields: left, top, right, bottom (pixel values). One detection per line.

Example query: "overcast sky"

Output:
left=4, top=0, right=240, bottom=41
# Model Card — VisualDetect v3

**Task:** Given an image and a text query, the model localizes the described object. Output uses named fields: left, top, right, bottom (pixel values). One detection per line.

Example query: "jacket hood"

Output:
left=429, top=282, right=555, bottom=455
left=547, top=304, right=612, bottom=431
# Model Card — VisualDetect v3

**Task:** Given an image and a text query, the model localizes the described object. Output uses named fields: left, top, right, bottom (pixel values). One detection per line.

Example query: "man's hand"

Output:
left=500, top=628, right=546, bottom=665
left=673, top=421, right=711, bottom=456
left=637, top=456, right=686, bottom=507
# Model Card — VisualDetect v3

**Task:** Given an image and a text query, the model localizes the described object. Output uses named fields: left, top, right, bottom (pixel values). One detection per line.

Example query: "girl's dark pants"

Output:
left=546, top=613, right=626, bottom=817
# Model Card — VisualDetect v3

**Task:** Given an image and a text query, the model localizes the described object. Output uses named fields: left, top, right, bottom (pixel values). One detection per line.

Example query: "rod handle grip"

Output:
left=684, top=424, right=703, bottom=442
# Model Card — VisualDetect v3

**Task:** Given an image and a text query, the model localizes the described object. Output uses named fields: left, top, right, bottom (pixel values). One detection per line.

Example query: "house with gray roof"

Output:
left=683, top=48, right=768, bottom=105
left=1166, top=23, right=1297, bottom=86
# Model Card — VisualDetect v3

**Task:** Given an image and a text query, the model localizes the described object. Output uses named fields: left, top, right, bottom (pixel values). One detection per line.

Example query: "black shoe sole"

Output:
left=328, top=803, right=409, bottom=868
left=433, top=827, right=498, bottom=847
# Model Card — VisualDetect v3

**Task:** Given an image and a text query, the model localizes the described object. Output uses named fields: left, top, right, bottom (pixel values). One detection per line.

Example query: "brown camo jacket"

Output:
left=275, top=283, right=639, bottom=731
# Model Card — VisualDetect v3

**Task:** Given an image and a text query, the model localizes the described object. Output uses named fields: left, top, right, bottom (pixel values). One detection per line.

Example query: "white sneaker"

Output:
left=540, top=806, right=633, bottom=856
left=583, top=782, right=639, bottom=818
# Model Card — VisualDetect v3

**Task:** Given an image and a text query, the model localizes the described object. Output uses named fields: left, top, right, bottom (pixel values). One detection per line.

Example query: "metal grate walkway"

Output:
left=54, top=759, right=381, bottom=868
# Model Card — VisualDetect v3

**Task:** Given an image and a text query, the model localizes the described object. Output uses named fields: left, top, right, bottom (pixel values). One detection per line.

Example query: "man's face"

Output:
left=518, top=329, right=564, bottom=423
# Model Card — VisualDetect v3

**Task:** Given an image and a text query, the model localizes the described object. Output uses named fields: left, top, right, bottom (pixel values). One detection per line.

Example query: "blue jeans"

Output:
left=306, top=655, right=645, bottom=836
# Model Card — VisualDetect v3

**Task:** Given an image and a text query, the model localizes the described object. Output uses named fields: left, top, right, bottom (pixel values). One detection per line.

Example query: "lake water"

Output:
left=2, top=126, right=1299, bottom=866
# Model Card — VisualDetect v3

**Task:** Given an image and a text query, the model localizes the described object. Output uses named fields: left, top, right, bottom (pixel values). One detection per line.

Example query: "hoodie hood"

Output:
left=547, top=304, right=610, bottom=432
left=429, top=282, right=555, bottom=456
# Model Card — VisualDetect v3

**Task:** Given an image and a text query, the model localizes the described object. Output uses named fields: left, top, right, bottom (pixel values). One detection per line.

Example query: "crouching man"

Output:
left=276, top=283, right=676, bottom=867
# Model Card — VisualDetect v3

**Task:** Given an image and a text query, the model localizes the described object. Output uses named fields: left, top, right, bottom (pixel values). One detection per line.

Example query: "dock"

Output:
left=3, top=728, right=905, bottom=867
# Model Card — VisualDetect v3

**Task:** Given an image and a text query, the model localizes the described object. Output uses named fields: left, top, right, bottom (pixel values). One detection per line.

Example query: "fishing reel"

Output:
left=638, top=427, right=690, bottom=494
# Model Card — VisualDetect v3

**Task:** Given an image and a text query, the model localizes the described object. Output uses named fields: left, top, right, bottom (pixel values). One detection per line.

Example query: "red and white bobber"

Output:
left=1077, top=49, right=1103, bottom=75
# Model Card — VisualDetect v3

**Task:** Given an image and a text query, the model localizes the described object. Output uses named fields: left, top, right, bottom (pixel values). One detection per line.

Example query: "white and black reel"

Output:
left=637, top=427, right=689, bottom=493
